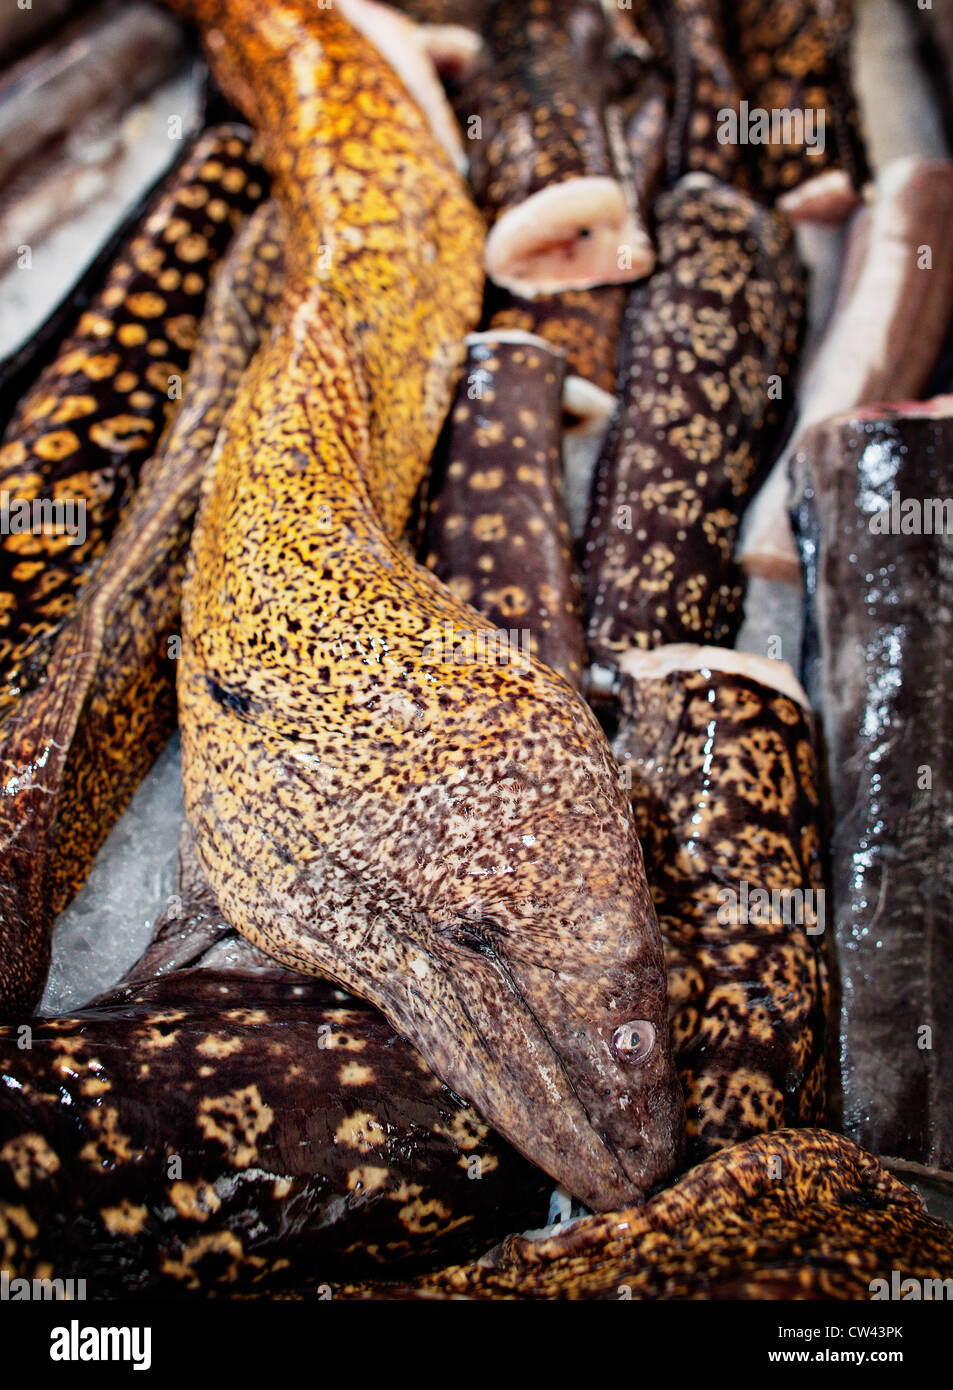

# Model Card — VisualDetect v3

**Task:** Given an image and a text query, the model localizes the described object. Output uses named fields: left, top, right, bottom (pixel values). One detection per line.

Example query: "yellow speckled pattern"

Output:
left=0, top=126, right=266, bottom=722
left=333, top=1130, right=953, bottom=1299
left=0, top=198, right=285, bottom=1018
left=173, top=0, right=683, bottom=1211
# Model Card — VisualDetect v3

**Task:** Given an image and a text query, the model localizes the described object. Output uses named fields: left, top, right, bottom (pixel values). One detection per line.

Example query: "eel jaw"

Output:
left=485, top=177, right=655, bottom=298
left=382, top=912, right=684, bottom=1212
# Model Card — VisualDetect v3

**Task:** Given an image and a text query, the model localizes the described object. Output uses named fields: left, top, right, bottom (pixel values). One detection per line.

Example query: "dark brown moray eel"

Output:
left=721, top=0, right=870, bottom=222
left=331, top=1129, right=953, bottom=1299
left=0, top=124, right=266, bottom=723
left=0, top=197, right=284, bottom=1018
left=582, top=174, right=804, bottom=676
left=453, top=0, right=656, bottom=296
left=171, top=0, right=682, bottom=1212
left=0, top=828, right=549, bottom=1294
left=423, top=332, right=586, bottom=690
left=654, top=0, right=748, bottom=187
left=611, top=646, right=828, bottom=1162
left=795, top=399, right=953, bottom=1182
left=484, top=285, right=626, bottom=400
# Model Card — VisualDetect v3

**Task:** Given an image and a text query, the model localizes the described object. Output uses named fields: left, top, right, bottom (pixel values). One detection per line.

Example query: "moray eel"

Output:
left=484, top=285, right=625, bottom=400
left=0, top=827, right=549, bottom=1293
left=655, top=0, right=748, bottom=186
left=739, top=156, right=953, bottom=583
left=173, top=0, right=683, bottom=1211
left=0, top=124, right=266, bottom=722
left=722, top=0, right=869, bottom=222
left=611, top=646, right=828, bottom=1162
left=794, top=400, right=953, bottom=1183
left=0, top=198, right=284, bottom=1019
left=423, top=331, right=586, bottom=690
left=456, top=0, right=655, bottom=296
left=333, top=1130, right=953, bottom=1299
left=582, top=175, right=804, bottom=679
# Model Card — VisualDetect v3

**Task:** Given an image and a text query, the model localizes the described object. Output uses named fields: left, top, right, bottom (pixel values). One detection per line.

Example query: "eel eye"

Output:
left=611, top=1020, right=656, bottom=1064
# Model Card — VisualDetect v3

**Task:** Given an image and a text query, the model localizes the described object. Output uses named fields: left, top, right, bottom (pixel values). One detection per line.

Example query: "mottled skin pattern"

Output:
left=0, top=126, right=265, bottom=722
left=0, top=969, right=550, bottom=1294
left=612, top=666, right=828, bottom=1161
left=0, top=200, right=284, bottom=1019
left=659, top=0, right=748, bottom=186
left=485, top=284, right=625, bottom=397
left=455, top=0, right=652, bottom=273
left=334, top=1131, right=953, bottom=1299
left=795, top=405, right=953, bottom=1180
left=174, top=0, right=683, bottom=1211
left=423, top=336, right=586, bottom=689
left=582, top=176, right=804, bottom=664
left=721, top=0, right=869, bottom=207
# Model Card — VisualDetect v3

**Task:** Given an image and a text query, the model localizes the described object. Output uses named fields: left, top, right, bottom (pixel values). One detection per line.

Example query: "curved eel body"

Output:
left=0, top=826, right=549, bottom=1293
left=0, top=124, right=266, bottom=721
left=611, top=646, right=828, bottom=1161
left=582, top=175, right=803, bottom=673
left=722, top=0, right=869, bottom=222
left=335, top=1130, right=953, bottom=1299
left=457, top=0, right=655, bottom=297
left=795, top=400, right=953, bottom=1181
left=0, top=198, right=285, bottom=1018
left=423, top=332, right=586, bottom=690
left=174, top=0, right=683, bottom=1211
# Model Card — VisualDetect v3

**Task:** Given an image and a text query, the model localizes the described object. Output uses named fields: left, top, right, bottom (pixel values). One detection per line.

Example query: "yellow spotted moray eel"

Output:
left=794, top=401, right=953, bottom=1183
left=582, top=175, right=804, bottom=676
left=423, top=332, right=586, bottom=690
left=721, top=0, right=870, bottom=222
left=169, top=0, right=683, bottom=1212
left=0, top=200, right=285, bottom=1019
left=0, top=829, right=549, bottom=1294
left=332, top=1131, right=953, bottom=1299
left=611, top=647, right=828, bottom=1163
left=451, top=0, right=656, bottom=296
left=0, top=124, right=266, bottom=724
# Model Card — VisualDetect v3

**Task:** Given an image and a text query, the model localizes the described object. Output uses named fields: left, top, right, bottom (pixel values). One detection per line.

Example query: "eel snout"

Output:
left=485, top=177, right=653, bottom=299
left=369, top=821, right=685, bottom=1212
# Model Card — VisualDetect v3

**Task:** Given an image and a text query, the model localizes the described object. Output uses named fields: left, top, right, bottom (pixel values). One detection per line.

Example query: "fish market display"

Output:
left=0, top=0, right=949, bottom=1309
left=583, top=174, right=803, bottom=673
left=795, top=400, right=953, bottom=1181
left=0, top=195, right=282, bottom=1018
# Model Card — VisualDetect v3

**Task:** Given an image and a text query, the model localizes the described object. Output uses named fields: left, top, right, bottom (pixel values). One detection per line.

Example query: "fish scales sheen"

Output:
left=0, top=198, right=286, bottom=1017
left=172, top=0, right=683, bottom=1210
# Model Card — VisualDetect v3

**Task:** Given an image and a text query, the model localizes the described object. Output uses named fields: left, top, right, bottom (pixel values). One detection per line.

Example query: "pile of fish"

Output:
left=0, top=0, right=951, bottom=1298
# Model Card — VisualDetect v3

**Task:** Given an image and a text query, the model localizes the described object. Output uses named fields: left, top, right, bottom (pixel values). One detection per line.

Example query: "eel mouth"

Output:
left=415, top=911, right=685, bottom=1212
left=485, top=176, right=654, bottom=298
